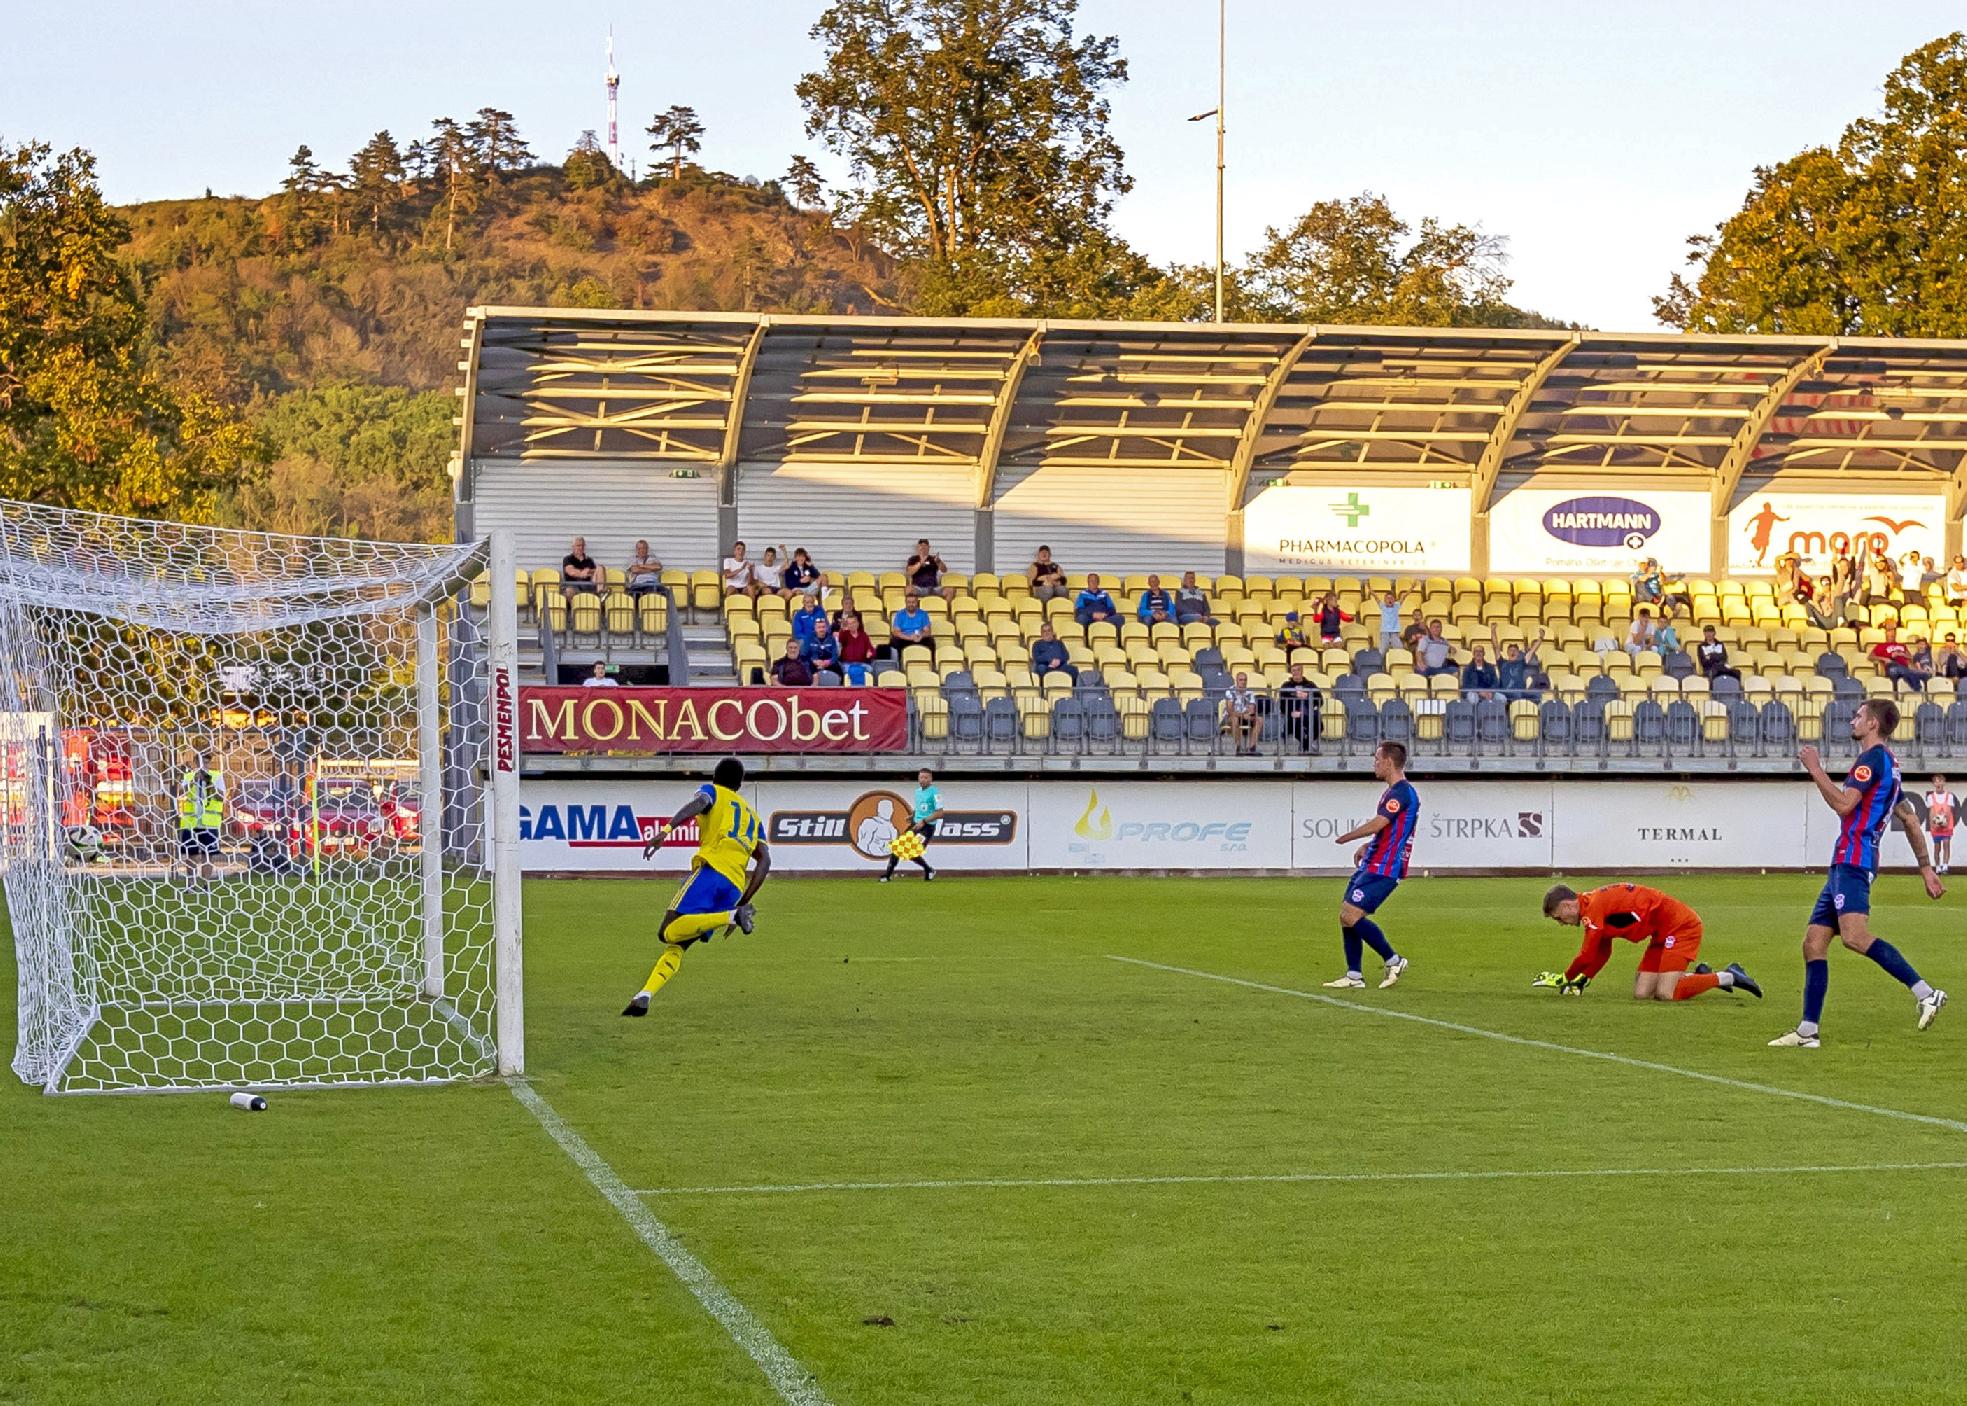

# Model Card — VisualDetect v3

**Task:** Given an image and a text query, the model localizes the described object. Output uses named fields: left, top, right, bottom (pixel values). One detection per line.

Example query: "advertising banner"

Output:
left=518, top=686, right=907, bottom=755
left=1292, top=780, right=1555, bottom=871
left=1550, top=782, right=1811, bottom=870
left=517, top=778, right=721, bottom=874
left=1727, top=493, right=1946, bottom=577
left=753, top=780, right=1027, bottom=873
left=1489, top=488, right=1710, bottom=575
left=1242, top=485, right=1471, bottom=575
left=513, top=778, right=1922, bottom=875
left=1024, top=781, right=1293, bottom=870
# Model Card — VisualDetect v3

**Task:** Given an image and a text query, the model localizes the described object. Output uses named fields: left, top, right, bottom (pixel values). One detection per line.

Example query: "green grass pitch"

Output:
left=6, top=873, right=1967, bottom=1405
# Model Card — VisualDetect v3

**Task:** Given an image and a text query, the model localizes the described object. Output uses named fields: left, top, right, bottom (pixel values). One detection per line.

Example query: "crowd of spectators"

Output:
left=539, top=536, right=1967, bottom=755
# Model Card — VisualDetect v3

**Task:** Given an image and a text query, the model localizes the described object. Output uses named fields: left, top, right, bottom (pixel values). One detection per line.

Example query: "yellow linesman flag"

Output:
left=889, top=830, right=926, bottom=861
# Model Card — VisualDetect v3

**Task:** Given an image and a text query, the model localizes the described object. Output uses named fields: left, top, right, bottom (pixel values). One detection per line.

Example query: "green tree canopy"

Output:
left=0, top=140, right=263, bottom=520
left=797, top=0, right=1136, bottom=315
left=1659, top=33, right=1967, bottom=335
left=1244, top=192, right=1541, bottom=327
left=229, top=382, right=453, bottom=541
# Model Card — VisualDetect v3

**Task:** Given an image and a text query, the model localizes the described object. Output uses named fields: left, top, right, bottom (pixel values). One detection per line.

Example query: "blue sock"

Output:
left=1863, top=938, right=1924, bottom=990
left=1354, top=918, right=1395, bottom=962
left=1802, top=958, right=1829, bottom=1030
left=1342, top=926, right=1363, bottom=974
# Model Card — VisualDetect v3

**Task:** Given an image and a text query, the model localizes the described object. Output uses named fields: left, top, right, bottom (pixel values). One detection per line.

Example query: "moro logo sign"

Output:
left=1542, top=497, right=1662, bottom=551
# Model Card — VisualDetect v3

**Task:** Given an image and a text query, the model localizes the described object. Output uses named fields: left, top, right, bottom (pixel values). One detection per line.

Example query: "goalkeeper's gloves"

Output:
left=1530, top=970, right=1565, bottom=988
left=642, top=822, right=672, bottom=860
left=1531, top=971, right=1589, bottom=995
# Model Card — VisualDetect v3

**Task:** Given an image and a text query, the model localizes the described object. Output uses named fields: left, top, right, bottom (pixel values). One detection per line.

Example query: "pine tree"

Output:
left=466, top=107, right=532, bottom=181
left=646, top=105, right=704, bottom=180
left=564, top=130, right=613, bottom=190
left=784, top=154, right=825, bottom=209
left=426, top=116, right=476, bottom=253
left=348, top=130, right=405, bottom=239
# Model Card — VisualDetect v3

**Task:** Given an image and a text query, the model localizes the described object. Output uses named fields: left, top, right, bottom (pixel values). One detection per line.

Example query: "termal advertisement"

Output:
left=1488, top=488, right=1710, bottom=574
left=1242, top=485, right=1471, bottom=574
left=1728, top=493, right=1946, bottom=577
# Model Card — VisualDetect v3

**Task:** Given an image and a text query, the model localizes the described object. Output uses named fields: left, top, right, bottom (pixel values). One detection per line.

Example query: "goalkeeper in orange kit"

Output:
left=1535, top=882, right=1762, bottom=1001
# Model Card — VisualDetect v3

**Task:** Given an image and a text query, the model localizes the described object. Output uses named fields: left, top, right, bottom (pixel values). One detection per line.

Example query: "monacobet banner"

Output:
left=517, top=686, right=908, bottom=755
left=1291, top=781, right=1555, bottom=871
left=1242, top=485, right=1472, bottom=575
left=1023, top=782, right=1294, bottom=870
left=514, top=779, right=1025, bottom=873
left=1487, top=488, right=1710, bottom=574
left=1727, top=493, right=1947, bottom=577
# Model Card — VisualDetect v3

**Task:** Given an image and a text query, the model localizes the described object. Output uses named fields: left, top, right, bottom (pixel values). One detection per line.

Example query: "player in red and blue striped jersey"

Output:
left=1771, top=698, right=1948, bottom=1048
left=1325, top=741, right=1416, bottom=990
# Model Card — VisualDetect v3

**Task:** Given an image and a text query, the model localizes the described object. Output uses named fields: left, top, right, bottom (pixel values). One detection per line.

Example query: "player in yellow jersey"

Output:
left=621, top=757, right=772, bottom=1017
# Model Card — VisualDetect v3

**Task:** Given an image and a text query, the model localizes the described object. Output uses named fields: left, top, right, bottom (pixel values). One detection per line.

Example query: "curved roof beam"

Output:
left=976, top=325, right=1046, bottom=507
left=716, top=318, right=770, bottom=504
left=1469, top=334, right=1579, bottom=514
left=453, top=309, right=490, bottom=502
left=1226, top=331, right=1315, bottom=511
left=1711, top=342, right=1835, bottom=514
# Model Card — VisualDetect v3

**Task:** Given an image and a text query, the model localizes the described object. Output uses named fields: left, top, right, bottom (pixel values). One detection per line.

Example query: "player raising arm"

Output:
left=622, top=756, right=771, bottom=1018
left=1770, top=700, right=1946, bottom=1047
left=1324, top=741, right=1414, bottom=991
left=1536, top=882, right=1760, bottom=1001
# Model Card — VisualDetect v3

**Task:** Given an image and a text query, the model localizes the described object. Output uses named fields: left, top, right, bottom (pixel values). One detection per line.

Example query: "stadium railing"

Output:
left=883, top=683, right=1967, bottom=764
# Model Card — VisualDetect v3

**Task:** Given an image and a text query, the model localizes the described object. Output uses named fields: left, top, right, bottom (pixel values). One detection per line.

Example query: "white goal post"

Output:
left=0, top=499, right=522, bottom=1094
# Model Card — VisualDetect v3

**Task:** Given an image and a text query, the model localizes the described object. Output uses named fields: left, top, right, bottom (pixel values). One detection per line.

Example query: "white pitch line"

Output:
left=1108, top=955, right=1967, bottom=1137
left=633, top=1160, right=1967, bottom=1198
left=510, top=1081, right=833, bottom=1406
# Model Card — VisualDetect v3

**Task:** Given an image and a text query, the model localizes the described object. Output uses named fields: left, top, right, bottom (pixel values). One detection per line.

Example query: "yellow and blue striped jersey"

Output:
left=693, top=782, right=762, bottom=885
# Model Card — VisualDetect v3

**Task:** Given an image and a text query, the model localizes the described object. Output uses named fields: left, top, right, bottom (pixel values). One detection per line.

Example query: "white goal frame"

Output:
left=2, top=502, right=522, bottom=1095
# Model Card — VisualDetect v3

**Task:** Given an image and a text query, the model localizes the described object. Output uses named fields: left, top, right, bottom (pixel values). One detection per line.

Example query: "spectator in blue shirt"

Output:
left=889, top=591, right=933, bottom=654
left=1074, top=573, right=1118, bottom=627
left=1031, top=621, right=1078, bottom=682
left=1460, top=644, right=1500, bottom=700
left=791, top=597, right=828, bottom=643
left=802, top=618, right=842, bottom=676
left=1136, top=574, right=1173, bottom=623
left=1492, top=624, right=1547, bottom=701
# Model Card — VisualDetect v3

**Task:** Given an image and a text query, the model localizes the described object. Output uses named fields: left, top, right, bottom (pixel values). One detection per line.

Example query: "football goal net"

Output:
left=0, top=499, right=521, bottom=1094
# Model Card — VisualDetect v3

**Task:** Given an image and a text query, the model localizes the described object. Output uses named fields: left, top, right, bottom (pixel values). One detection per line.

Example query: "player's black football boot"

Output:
left=1724, top=962, right=1762, bottom=999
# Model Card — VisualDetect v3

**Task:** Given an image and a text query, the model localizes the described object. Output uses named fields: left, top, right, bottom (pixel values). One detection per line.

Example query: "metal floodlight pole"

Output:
left=1188, top=0, right=1227, bottom=323
left=1215, top=0, right=1225, bottom=324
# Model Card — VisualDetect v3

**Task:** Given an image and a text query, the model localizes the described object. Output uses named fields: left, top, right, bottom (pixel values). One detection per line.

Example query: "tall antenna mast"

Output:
left=605, top=27, right=621, bottom=171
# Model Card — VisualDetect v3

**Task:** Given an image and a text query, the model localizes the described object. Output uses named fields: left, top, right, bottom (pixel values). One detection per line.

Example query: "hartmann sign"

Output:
left=1489, top=488, right=1709, bottom=573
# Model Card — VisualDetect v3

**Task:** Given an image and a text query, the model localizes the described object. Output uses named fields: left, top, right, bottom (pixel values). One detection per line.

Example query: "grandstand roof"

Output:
left=457, top=309, right=1967, bottom=514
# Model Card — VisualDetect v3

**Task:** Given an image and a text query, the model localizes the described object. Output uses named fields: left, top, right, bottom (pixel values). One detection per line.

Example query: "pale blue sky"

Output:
left=5, top=1, right=1959, bottom=327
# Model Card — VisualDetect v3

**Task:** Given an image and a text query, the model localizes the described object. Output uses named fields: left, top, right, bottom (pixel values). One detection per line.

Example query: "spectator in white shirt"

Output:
left=1416, top=620, right=1457, bottom=677
left=1946, top=555, right=1967, bottom=605
left=1626, top=609, right=1659, bottom=656
left=722, top=542, right=758, bottom=598
left=1222, top=671, right=1262, bottom=755
left=623, top=540, right=664, bottom=597
left=753, top=546, right=786, bottom=594
left=582, top=661, right=618, bottom=688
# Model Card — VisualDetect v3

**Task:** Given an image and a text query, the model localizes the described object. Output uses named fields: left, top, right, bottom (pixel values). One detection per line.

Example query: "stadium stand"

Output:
left=484, top=562, right=1967, bottom=763
left=454, top=308, right=1967, bottom=764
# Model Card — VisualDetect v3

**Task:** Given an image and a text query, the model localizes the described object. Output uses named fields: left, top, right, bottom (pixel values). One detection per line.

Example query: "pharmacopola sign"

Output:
left=1242, top=485, right=1471, bottom=574
left=1727, top=493, right=1945, bottom=576
left=1489, top=488, right=1708, bottom=573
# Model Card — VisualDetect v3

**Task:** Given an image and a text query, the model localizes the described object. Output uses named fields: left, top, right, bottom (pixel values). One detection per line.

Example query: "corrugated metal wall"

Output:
left=991, top=466, right=1228, bottom=575
left=734, top=462, right=977, bottom=572
left=468, top=461, right=720, bottom=570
